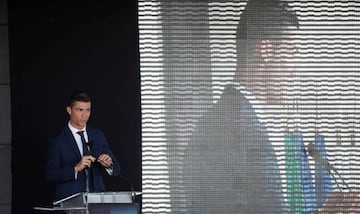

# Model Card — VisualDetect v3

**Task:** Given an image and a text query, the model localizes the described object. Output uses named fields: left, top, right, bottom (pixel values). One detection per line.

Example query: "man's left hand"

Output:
left=97, top=154, right=113, bottom=168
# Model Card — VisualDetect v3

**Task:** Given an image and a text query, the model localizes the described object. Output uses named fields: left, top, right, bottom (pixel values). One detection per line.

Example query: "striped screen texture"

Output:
left=139, top=0, right=360, bottom=213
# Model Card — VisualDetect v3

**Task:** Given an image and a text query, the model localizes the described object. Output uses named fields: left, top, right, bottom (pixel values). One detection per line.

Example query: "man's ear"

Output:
left=66, top=106, right=71, bottom=114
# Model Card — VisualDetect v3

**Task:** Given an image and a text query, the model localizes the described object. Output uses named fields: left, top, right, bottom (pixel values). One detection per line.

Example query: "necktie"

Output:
left=76, top=131, right=93, bottom=192
left=77, top=131, right=90, bottom=156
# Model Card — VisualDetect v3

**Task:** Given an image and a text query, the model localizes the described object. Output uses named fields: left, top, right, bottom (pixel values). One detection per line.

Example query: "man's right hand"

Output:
left=74, top=155, right=96, bottom=172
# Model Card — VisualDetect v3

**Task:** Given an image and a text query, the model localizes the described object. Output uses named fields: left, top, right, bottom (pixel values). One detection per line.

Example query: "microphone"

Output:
left=86, top=140, right=94, bottom=156
left=85, top=140, right=95, bottom=192
left=307, top=142, right=348, bottom=192
left=307, top=142, right=332, bottom=171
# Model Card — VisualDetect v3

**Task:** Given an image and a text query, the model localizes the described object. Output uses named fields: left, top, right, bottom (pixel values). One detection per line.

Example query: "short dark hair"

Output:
left=68, top=91, right=91, bottom=107
left=236, top=0, right=299, bottom=67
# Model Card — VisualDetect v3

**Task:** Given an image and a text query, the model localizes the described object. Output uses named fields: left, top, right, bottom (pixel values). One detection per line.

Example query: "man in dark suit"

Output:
left=46, top=91, right=120, bottom=201
left=183, top=0, right=299, bottom=213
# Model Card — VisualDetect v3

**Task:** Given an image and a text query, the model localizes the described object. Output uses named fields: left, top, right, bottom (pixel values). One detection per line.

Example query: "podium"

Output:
left=34, top=191, right=141, bottom=214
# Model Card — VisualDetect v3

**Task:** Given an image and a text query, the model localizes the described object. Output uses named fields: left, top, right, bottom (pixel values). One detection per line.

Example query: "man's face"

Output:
left=67, top=101, right=91, bottom=130
left=236, top=36, right=298, bottom=104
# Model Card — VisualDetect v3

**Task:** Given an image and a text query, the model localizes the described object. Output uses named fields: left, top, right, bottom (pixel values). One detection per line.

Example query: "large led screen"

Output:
left=139, top=0, right=360, bottom=213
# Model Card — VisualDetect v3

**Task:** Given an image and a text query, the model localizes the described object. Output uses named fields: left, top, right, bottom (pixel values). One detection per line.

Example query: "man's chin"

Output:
left=76, top=122, right=87, bottom=129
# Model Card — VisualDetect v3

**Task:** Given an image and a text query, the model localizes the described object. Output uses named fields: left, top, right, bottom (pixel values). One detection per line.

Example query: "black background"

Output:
left=8, top=1, right=141, bottom=213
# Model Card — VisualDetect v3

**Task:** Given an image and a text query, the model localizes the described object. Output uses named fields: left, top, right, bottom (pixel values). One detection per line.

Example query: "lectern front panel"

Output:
left=88, top=203, right=140, bottom=214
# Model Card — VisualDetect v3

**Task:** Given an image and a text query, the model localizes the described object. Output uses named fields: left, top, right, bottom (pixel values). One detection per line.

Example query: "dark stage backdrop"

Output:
left=8, top=1, right=141, bottom=213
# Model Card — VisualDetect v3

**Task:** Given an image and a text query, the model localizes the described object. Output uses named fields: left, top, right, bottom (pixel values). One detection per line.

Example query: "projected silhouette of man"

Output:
left=183, top=0, right=299, bottom=213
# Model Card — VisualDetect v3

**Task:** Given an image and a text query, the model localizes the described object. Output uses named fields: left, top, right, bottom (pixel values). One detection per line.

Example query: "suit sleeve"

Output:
left=98, top=131, right=121, bottom=176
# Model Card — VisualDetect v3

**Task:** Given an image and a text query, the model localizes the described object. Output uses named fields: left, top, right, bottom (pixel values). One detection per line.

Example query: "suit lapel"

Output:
left=64, top=126, right=82, bottom=159
left=86, top=127, right=98, bottom=157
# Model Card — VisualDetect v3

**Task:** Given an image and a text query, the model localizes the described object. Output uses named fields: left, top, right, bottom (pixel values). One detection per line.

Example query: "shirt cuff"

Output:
left=105, top=167, right=113, bottom=175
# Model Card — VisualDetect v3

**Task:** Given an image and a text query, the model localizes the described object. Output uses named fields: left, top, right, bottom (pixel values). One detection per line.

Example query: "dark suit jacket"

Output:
left=46, top=125, right=120, bottom=201
left=183, top=84, right=284, bottom=213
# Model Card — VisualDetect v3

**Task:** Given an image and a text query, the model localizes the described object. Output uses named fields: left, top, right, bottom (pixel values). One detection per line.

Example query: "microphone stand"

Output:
left=119, top=174, right=136, bottom=202
left=307, top=142, right=349, bottom=199
left=85, top=141, right=95, bottom=192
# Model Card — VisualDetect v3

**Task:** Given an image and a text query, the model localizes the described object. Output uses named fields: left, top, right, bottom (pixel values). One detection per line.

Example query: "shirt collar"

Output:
left=68, top=121, right=87, bottom=135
